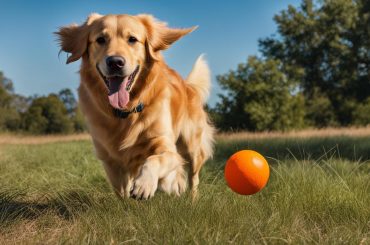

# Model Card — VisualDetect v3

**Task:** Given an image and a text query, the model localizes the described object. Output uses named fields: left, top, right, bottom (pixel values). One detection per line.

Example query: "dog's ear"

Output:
left=137, top=14, right=197, bottom=60
left=56, top=13, right=103, bottom=64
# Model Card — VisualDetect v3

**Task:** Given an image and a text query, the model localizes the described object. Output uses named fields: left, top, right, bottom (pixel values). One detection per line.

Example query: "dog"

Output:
left=57, top=13, right=214, bottom=200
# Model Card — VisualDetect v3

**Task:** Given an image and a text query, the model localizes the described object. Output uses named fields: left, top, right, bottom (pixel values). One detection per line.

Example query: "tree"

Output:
left=259, top=0, right=370, bottom=126
left=22, top=94, right=73, bottom=134
left=214, top=57, right=305, bottom=131
left=0, top=70, right=86, bottom=134
left=58, top=88, right=77, bottom=115
left=0, top=71, right=14, bottom=93
left=0, top=71, right=22, bottom=131
left=214, top=0, right=370, bottom=131
left=353, top=98, right=370, bottom=126
left=58, top=88, right=87, bottom=132
left=72, top=106, right=87, bottom=132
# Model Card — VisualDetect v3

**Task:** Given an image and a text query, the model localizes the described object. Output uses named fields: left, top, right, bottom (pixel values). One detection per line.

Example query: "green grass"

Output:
left=0, top=136, right=369, bottom=244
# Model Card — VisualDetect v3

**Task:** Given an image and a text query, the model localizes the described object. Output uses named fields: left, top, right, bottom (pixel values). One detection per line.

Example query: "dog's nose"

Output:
left=106, top=56, right=125, bottom=70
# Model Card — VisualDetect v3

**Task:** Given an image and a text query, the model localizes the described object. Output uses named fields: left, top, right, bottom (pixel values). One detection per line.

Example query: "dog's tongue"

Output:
left=108, top=77, right=129, bottom=109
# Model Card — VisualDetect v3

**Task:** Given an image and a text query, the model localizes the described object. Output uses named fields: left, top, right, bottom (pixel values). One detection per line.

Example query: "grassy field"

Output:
left=0, top=130, right=369, bottom=244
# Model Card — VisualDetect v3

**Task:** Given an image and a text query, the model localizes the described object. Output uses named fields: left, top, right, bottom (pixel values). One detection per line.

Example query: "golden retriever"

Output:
left=57, top=13, right=214, bottom=200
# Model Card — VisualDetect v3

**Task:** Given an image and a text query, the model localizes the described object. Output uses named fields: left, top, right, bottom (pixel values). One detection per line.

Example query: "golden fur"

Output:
left=57, top=13, right=214, bottom=199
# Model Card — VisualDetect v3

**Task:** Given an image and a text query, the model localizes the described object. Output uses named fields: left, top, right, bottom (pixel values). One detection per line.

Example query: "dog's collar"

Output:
left=113, top=102, right=144, bottom=119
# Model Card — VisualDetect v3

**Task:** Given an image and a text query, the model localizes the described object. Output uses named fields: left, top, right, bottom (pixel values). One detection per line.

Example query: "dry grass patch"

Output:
left=0, top=133, right=90, bottom=145
left=217, top=126, right=370, bottom=141
left=1, top=127, right=370, bottom=145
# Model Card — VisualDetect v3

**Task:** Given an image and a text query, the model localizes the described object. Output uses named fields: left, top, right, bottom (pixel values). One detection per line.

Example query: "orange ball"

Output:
left=224, top=150, right=270, bottom=195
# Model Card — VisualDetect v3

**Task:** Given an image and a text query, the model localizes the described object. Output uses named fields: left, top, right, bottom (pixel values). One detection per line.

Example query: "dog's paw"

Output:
left=159, top=169, right=187, bottom=196
left=130, top=168, right=158, bottom=200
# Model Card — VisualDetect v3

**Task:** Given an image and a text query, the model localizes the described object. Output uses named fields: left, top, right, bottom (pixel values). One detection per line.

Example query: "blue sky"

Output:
left=0, top=0, right=301, bottom=106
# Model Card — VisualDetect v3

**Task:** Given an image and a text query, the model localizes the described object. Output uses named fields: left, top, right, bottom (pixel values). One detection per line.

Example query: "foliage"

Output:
left=353, top=97, right=370, bottom=126
left=259, top=0, right=370, bottom=127
left=0, top=71, right=86, bottom=134
left=22, top=94, right=74, bottom=134
left=58, top=88, right=87, bottom=132
left=213, top=0, right=370, bottom=131
left=72, top=106, right=87, bottom=132
left=58, top=88, right=77, bottom=115
left=214, top=57, right=305, bottom=131
left=0, top=72, right=22, bottom=131
left=0, top=71, right=14, bottom=93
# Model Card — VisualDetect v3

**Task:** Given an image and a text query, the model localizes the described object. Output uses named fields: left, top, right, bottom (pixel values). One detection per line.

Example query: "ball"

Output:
left=224, top=150, right=270, bottom=195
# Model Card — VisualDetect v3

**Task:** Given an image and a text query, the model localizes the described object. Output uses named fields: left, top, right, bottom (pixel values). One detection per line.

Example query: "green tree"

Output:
left=58, top=88, right=77, bottom=115
left=0, top=71, right=85, bottom=134
left=72, top=106, right=87, bottom=132
left=22, top=94, right=73, bottom=134
left=214, top=57, right=305, bottom=131
left=58, top=88, right=86, bottom=132
left=259, top=0, right=370, bottom=126
left=353, top=98, right=370, bottom=126
left=0, top=71, right=14, bottom=93
left=0, top=71, right=22, bottom=131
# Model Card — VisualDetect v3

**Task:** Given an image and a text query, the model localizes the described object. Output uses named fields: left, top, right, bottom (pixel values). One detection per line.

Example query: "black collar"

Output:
left=113, top=102, right=144, bottom=119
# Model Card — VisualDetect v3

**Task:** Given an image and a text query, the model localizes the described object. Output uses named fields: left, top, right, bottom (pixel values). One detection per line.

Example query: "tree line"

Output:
left=0, top=71, right=85, bottom=134
left=209, top=0, right=370, bottom=131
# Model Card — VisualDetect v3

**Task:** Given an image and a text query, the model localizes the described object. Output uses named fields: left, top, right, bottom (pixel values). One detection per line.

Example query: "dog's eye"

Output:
left=96, top=36, right=106, bottom=45
left=128, top=36, right=138, bottom=44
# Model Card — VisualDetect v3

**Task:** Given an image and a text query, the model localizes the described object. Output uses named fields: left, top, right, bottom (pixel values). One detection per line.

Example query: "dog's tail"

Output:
left=186, top=54, right=211, bottom=104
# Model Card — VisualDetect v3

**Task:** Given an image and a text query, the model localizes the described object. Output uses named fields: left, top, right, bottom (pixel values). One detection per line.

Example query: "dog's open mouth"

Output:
left=101, top=66, right=140, bottom=109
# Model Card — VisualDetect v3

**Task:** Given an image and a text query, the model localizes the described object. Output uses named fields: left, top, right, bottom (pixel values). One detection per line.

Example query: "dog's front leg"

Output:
left=102, top=161, right=133, bottom=198
left=131, top=144, right=183, bottom=200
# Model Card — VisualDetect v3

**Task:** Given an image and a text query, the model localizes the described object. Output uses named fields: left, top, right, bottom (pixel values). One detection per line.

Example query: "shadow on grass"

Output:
left=214, top=136, right=370, bottom=163
left=0, top=190, right=93, bottom=226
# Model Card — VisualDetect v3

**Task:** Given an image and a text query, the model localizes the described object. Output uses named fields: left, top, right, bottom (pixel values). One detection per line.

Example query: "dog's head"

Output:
left=56, top=13, right=196, bottom=110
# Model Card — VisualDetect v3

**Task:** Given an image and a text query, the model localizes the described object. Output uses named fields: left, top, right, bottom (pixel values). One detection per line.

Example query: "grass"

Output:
left=0, top=132, right=369, bottom=244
